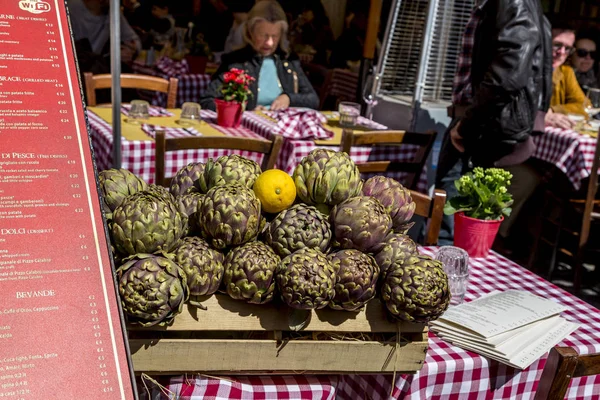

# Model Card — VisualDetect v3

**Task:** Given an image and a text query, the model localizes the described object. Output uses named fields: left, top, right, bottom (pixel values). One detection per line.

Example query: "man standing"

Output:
left=436, top=0, right=552, bottom=245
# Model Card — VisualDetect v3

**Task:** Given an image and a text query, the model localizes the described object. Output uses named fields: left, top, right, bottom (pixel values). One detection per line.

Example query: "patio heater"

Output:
left=110, top=0, right=122, bottom=168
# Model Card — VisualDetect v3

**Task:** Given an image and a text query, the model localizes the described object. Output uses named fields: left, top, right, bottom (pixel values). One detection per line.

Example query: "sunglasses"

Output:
left=576, top=48, right=597, bottom=59
left=552, top=42, right=575, bottom=55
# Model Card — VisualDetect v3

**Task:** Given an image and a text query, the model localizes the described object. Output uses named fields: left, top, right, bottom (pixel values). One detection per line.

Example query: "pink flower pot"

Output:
left=215, top=99, right=243, bottom=128
left=453, top=212, right=504, bottom=258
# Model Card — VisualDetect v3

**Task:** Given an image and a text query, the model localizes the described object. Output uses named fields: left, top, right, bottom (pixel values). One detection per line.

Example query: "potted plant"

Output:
left=444, top=167, right=513, bottom=258
left=215, top=68, right=255, bottom=128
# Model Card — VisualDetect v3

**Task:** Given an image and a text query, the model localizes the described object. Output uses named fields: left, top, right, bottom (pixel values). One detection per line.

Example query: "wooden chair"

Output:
left=534, top=346, right=600, bottom=400
left=529, top=132, right=600, bottom=292
left=340, top=129, right=437, bottom=190
left=410, top=189, right=446, bottom=246
left=154, top=132, right=284, bottom=187
left=83, top=72, right=179, bottom=108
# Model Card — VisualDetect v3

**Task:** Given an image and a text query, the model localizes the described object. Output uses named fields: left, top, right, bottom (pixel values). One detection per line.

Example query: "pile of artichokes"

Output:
left=103, top=150, right=449, bottom=328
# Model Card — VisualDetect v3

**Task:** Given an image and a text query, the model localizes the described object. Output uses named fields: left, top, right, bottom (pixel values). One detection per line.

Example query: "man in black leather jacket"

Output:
left=436, top=0, right=552, bottom=245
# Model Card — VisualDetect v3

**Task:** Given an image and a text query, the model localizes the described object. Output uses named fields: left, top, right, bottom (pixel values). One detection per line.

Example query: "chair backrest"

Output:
left=579, top=132, right=600, bottom=248
left=84, top=73, right=179, bottom=108
left=534, top=346, right=600, bottom=400
left=154, top=132, right=284, bottom=187
left=340, top=129, right=437, bottom=190
left=410, top=189, right=446, bottom=246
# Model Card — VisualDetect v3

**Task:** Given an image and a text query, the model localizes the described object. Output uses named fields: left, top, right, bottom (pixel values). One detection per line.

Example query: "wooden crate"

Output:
left=128, top=295, right=428, bottom=375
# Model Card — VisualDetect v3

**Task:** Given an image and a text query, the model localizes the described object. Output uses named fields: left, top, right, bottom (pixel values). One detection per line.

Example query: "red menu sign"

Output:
left=0, top=1, right=136, bottom=399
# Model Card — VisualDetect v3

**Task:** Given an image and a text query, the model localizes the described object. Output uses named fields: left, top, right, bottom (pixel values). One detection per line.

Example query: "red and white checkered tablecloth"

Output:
left=142, top=248, right=600, bottom=400
left=534, top=127, right=599, bottom=190
left=132, top=59, right=211, bottom=108
left=243, top=111, right=429, bottom=193
left=86, top=109, right=268, bottom=184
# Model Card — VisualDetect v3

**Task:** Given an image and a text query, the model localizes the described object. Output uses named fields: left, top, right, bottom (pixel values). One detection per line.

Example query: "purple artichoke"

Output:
left=362, top=176, right=416, bottom=233
left=170, top=162, right=205, bottom=197
left=328, top=249, right=379, bottom=311
left=329, top=196, right=392, bottom=254
left=374, top=233, right=419, bottom=280
left=172, top=237, right=224, bottom=300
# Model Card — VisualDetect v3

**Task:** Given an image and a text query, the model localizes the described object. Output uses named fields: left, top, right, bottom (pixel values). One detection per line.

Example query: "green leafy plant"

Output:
left=443, top=167, right=513, bottom=220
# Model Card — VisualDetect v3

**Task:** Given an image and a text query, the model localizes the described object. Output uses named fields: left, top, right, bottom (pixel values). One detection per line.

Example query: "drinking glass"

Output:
left=127, top=100, right=150, bottom=124
left=362, top=73, right=380, bottom=120
left=435, top=246, right=469, bottom=306
left=585, top=88, right=600, bottom=120
left=178, top=102, right=202, bottom=126
left=338, top=101, right=361, bottom=128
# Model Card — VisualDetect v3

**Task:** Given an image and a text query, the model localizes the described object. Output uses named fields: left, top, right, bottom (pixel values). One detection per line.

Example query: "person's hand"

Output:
left=270, top=94, right=290, bottom=111
left=450, top=121, right=465, bottom=153
left=255, top=105, right=267, bottom=111
left=544, top=110, right=575, bottom=130
left=120, top=41, right=137, bottom=65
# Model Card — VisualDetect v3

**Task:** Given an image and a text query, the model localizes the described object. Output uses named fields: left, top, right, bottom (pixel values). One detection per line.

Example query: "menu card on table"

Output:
left=430, top=290, right=579, bottom=369
left=0, top=1, right=136, bottom=399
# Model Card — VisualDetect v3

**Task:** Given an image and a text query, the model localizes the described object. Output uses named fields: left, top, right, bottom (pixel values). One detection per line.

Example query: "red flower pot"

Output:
left=453, top=212, right=504, bottom=258
left=215, top=99, right=243, bottom=128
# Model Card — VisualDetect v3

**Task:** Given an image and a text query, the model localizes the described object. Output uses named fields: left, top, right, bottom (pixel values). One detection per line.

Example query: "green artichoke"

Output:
left=177, top=192, right=205, bottom=236
left=172, top=237, right=224, bottom=299
left=198, top=183, right=262, bottom=250
left=117, top=253, right=188, bottom=327
left=292, top=149, right=362, bottom=213
left=196, top=155, right=261, bottom=193
left=265, top=204, right=332, bottom=258
left=328, top=249, right=379, bottom=311
left=223, top=241, right=280, bottom=304
left=276, top=248, right=336, bottom=310
left=329, top=196, right=392, bottom=253
left=111, top=191, right=186, bottom=255
left=374, top=233, right=419, bottom=279
left=381, top=254, right=450, bottom=323
left=98, top=168, right=147, bottom=218
left=363, top=176, right=416, bottom=233
left=170, top=162, right=205, bottom=197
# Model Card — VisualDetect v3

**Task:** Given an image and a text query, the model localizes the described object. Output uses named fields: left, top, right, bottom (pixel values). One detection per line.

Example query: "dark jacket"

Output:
left=200, top=46, right=319, bottom=111
left=458, top=0, right=552, bottom=167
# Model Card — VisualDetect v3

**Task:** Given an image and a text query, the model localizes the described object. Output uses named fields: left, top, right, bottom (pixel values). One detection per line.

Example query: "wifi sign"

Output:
left=19, top=0, right=51, bottom=14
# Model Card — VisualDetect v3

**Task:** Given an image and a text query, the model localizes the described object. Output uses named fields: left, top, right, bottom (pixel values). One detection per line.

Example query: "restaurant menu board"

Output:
left=0, top=1, right=136, bottom=399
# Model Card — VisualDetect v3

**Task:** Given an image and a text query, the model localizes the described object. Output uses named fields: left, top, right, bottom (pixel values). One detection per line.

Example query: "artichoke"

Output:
left=363, top=176, right=416, bottom=233
left=329, top=196, right=392, bottom=254
left=170, top=162, right=205, bottom=197
left=177, top=192, right=205, bottom=236
left=117, top=253, right=188, bottom=327
left=98, top=168, right=147, bottom=218
left=265, top=204, right=332, bottom=258
left=292, top=149, right=362, bottom=213
left=198, top=183, right=262, bottom=250
left=223, top=241, right=280, bottom=304
left=276, top=248, right=336, bottom=310
left=196, top=155, right=261, bottom=193
left=111, top=191, right=186, bottom=255
left=328, top=249, right=379, bottom=311
left=145, top=184, right=177, bottom=202
left=172, top=237, right=224, bottom=301
left=381, top=254, right=450, bottom=323
left=374, top=233, right=419, bottom=279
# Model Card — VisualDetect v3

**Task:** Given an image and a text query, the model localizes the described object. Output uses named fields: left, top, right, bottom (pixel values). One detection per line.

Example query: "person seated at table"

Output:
left=200, top=0, right=319, bottom=111
left=570, top=36, right=599, bottom=92
left=146, top=0, right=176, bottom=50
left=223, top=1, right=254, bottom=54
left=546, top=26, right=587, bottom=129
left=288, top=0, right=334, bottom=66
left=329, top=9, right=368, bottom=70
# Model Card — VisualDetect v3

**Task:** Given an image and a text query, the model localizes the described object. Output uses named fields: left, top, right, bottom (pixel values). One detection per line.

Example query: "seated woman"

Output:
left=200, top=0, right=319, bottom=111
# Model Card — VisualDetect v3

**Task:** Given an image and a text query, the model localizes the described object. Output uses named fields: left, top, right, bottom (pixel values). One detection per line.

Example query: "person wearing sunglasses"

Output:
left=546, top=27, right=587, bottom=129
left=571, top=37, right=599, bottom=92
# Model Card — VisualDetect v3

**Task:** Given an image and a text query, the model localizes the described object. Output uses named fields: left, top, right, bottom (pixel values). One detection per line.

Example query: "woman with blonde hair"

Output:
left=200, top=0, right=318, bottom=111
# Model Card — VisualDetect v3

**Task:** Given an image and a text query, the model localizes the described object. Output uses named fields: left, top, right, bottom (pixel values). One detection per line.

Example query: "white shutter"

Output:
left=377, top=0, right=473, bottom=104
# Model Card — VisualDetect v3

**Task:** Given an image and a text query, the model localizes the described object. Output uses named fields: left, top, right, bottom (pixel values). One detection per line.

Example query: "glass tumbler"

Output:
left=127, top=100, right=150, bottom=124
left=435, top=246, right=469, bottom=306
left=338, top=101, right=361, bottom=128
left=178, top=102, right=202, bottom=126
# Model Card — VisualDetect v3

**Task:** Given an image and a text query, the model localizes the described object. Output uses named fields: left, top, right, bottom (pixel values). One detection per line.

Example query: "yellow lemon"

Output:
left=253, top=169, right=296, bottom=214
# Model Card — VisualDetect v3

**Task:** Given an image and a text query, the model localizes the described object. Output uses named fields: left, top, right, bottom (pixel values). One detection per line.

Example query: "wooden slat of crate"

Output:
left=128, top=295, right=426, bottom=333
left=129, top=336, right=429, bottom=374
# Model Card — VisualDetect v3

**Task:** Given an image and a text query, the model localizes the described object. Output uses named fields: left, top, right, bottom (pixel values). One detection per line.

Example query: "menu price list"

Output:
left=0, top=1, right=134, bottom=399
